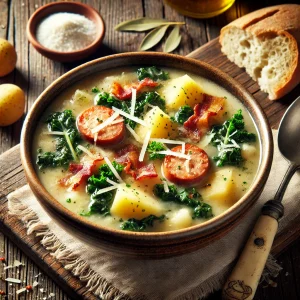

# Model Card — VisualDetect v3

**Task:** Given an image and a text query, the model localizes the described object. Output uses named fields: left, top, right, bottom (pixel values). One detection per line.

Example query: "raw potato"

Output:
left=165, top=208, right=192, bottom=231
left=200, top=168, right=238, bottom=206
left=0, top=38, right=17, bottom=77
left=0, top=84, right=25, bottom=126
left=161, top=74, right=203, bottom=110
left=135, top=106, right=177, bottom=139
left=110, top=185, right=163, bottom=219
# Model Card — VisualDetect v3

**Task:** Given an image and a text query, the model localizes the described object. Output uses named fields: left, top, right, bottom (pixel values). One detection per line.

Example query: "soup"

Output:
left=33, top=66, right=260, bottom=232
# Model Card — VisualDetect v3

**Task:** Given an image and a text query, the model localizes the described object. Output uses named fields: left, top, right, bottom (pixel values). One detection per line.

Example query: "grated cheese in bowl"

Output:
left=36, top=12, right=97, bottom=52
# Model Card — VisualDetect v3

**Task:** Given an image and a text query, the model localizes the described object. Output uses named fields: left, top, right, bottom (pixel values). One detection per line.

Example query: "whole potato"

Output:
left=0, top=38, right=17, bottom=77
left=0, top=84, right=25, bottom=126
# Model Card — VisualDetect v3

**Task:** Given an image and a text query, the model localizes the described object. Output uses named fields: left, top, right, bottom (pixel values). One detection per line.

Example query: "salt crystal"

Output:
left=5, top=277, right=22, bottom=284
left=4, top=260, right=24, bottom=270
left=36, top=12, right=96, bottom=52
left=33, top=280, right=39, bottom=287
left=16, top=287, right=27, bottom=295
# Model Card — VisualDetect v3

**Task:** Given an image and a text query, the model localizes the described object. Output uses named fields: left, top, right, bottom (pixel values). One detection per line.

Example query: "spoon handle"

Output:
left=222, top=213, right=279, bottom=300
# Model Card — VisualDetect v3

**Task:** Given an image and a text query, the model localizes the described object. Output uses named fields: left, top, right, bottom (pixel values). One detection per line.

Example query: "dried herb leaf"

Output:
left=115, top=17, right=184, bottom=32
left=163, top=25, right=181, bottom=53
left=139, top=25, right=169, bottom=51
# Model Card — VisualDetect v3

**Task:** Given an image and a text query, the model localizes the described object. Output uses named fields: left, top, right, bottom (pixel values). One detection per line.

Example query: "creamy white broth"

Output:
left=33, top=67, right=260, bottom=232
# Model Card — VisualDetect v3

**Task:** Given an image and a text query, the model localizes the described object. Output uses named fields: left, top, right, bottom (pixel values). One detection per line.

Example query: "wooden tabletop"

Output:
left=0, top=0, right=299, bottom=299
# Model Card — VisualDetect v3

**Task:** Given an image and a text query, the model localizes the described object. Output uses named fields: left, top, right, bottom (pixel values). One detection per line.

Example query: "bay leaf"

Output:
left=163, top=25, right=181, bottom=53
left=115, top=17, right=184, bottom=32
left=139, top=25, right=169, bottom=51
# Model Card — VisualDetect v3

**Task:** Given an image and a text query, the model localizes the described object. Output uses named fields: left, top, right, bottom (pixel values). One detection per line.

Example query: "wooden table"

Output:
left=0, top=0, right=299, bottom=299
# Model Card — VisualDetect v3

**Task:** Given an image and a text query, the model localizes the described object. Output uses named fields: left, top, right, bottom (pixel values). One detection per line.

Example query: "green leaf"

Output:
left=115, top=17, right=184, bottom=32
left=139, top=25, right=169, bottom=51
left=163, top=25, right=181, bottom=53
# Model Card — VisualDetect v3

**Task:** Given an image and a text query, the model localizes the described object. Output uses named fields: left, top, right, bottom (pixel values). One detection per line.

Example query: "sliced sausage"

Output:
left=162, top=144, right=210, bottom=186
left=77, top=106, right=125, bottom=146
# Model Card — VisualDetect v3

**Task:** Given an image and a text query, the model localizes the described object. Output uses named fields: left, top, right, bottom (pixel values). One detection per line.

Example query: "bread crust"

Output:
left=220, top=4, right=300, bottom=100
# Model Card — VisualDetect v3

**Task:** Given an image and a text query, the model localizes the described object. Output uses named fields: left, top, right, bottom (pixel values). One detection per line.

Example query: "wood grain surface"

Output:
left=0, top=0, right=299, bottom=299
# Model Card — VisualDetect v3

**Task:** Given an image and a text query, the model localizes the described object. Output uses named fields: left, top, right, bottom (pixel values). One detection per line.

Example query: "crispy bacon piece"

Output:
left=115, top=144, right=158, bottom=180
left=59, top=157, right=103, bottom=191
left=111, top=78, right=159, bottom=100
left=66, top=164, right=94, bottom=190
left=184, top=94, right=224, bottom=141
left=115, top=144, right=139, bottom=177
left=135, top=163, right=157, bottom=181
left=69, top=163, right=83, bottom=174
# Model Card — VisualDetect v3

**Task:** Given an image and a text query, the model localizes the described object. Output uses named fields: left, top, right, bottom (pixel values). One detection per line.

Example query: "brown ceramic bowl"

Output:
left=26, top=2, right=105, bottom=62
left=21, top=52, right=273, bottom=258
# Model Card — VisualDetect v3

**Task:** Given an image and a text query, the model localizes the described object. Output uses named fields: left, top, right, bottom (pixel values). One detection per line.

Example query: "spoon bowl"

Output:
left=278, top=96, right=300, bottom=164
left=223, top=95, right=300, bottom=300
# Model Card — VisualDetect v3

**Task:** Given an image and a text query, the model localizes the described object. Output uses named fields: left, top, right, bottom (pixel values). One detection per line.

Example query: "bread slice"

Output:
left=220, top=4, right=300, bottom=100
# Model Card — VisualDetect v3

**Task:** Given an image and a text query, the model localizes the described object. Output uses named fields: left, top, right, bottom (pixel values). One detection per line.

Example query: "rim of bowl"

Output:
left=21, top=52, right=273, bottom=242
left=26, top=1, right=105, bottom=57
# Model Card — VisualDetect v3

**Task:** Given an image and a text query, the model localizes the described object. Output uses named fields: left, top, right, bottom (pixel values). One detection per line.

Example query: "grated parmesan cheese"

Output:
left=91, top=111, right=119, bottom=134
left=139, top=130, right=152, bottom=162
left=130, top=88, right=136, bottom=115
left=36, top=13, right=97, bottom=52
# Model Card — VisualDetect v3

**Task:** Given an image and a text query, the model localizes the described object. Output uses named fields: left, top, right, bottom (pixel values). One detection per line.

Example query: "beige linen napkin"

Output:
left=7, top=130, right=300, bottom=300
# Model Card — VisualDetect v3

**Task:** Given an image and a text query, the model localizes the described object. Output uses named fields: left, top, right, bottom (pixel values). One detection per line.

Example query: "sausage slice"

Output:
left=77, top=106, right=125, bottom=146
left=163, top=144, right=210, bottom=186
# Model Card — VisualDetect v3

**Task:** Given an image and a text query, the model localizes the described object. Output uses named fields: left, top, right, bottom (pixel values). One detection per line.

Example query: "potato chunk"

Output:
left=110, top=185, right=163, bottom=219
left=241, top=143, right=257, bottom=160
left=161, top=75, right=203, bottom=110
left=135, top=106, right=177, bottom=139
left=72, top=89, right=93, bottom=104
left=165, top=208, right=193, bottom=231
left=200, top=168, right=238, bottom=206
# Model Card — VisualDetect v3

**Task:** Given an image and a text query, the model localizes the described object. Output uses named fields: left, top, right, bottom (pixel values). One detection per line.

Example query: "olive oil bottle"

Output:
left=164, top=0, right=235, bottom=18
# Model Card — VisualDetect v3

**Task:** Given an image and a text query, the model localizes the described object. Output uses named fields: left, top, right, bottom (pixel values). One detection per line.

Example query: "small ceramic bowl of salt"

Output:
left=27, top=2, right=105, bottom=62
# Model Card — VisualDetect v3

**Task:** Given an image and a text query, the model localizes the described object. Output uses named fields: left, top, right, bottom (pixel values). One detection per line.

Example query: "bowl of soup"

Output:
left=21, top=52, right=272, bottom=258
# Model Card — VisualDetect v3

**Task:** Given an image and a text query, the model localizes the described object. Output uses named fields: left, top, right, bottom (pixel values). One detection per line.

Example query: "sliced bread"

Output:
left=220, top=4, right=300, bottom=100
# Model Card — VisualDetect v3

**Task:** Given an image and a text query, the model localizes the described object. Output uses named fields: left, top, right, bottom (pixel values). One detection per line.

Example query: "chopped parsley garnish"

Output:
left=153, top=184, right=213, bottom=219
left=136, top=66, right=169, bottom=81
left=66, top=198, right=71, bottom=203
left=121, top=215, right=165, bottom=231
left=91, top=87, right=100, bottom=93
left=210, top=109, right=256, bottom=167
left=36, top=110, right=82, bottom=169
left=171, top=105, right=194, bottom=124
left=147, top=141, right=166, bottom=160
left=81, top=162, right=124, bottom=217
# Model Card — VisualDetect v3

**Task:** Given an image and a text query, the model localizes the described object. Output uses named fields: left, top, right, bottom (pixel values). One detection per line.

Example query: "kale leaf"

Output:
left=171, top=105, right=194, bottom=124
left=153, top=184, right=213, bottom=219
left=82, top=162, right=124, bottom=216
left=121, top=215, right=165, bottom=232
left=210, top=109, right=256, bottom=167
left=94, top=91, right=128, bottom=110
left=136, top=66, right=169, bottom=81
left=147, top=141, right=166, bottom=160
left=36, top=110, right=81, bottom=169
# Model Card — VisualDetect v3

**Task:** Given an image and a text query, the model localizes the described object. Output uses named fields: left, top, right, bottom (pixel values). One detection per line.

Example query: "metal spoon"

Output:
left=222, top=96, right=300, bottom=300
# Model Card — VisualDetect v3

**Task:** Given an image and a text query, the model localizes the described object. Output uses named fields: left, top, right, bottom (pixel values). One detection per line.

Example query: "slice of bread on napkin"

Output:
left=220, top=4, right=300, bottom=100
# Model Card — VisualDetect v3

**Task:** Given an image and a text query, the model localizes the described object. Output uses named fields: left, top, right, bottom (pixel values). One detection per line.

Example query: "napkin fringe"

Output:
left=8, top=194, right=130, bottom=300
